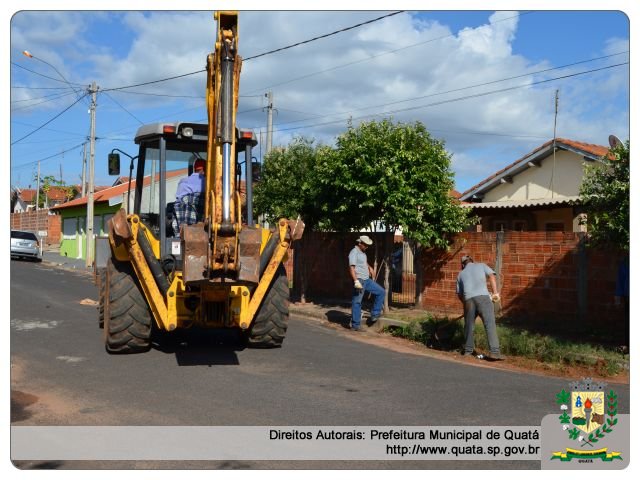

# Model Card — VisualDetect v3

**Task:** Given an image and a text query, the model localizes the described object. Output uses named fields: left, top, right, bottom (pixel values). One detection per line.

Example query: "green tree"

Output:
left=254, top=137, right=332, bottom=302
left=317, top=119, right=473, bottom=247
left=254, top=119, right=474, bottom=307
left=318, top=119, right=474, bottom=310
left=254, top=136, right=329, bottom=229
left=32, top=174, right=78, bottom=208
left=579, top=140, right=629, bottom=250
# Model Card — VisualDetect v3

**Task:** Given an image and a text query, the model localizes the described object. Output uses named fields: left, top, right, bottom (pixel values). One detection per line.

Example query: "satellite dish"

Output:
left=608, top=134, right=622, bottom=148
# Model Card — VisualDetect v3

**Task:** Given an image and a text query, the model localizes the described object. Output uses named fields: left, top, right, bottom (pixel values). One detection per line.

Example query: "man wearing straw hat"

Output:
left=348, top=235, right=385, bottom=332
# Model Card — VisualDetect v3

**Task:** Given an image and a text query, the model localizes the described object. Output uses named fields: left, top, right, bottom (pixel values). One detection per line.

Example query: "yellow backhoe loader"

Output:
left=96, top=11, right=302, bottom=353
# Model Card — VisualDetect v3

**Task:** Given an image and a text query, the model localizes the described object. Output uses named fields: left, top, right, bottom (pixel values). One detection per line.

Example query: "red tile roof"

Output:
left=52, top=169, right=187, bottom=210
left=460, top=138, right=609, bottom=198
left=18, top=189, right=37, bottom=203
left=18, top=186, right=76, bottom=203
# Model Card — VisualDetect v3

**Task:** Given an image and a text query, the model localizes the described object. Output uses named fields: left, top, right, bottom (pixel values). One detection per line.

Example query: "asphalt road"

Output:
left=10, top=258, right=630, bottom=470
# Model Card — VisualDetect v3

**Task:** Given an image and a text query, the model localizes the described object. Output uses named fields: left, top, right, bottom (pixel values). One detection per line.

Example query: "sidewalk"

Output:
left=289, top=300, right=410, bottom=334
left=41, top=246, right=93, bottom=273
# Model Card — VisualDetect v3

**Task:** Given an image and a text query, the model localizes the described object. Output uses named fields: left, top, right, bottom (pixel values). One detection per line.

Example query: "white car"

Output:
left=10, top=230, right=42, bottom=261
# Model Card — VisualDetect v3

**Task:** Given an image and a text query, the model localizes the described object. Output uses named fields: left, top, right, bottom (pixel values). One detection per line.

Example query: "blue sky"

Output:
left=8, top=7, right=632, bottom=194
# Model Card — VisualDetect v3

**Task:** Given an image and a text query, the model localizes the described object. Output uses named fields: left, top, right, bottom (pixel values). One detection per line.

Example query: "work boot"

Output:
left=485, top=353, right=505, bottom=361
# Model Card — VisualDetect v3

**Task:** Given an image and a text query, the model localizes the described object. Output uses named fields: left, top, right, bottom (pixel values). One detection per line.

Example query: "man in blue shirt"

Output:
left=348, top=235, right=385, bottom=332
left=456, top=254, right=503, bottom=360
left=172, top=158, right=206, bottom=236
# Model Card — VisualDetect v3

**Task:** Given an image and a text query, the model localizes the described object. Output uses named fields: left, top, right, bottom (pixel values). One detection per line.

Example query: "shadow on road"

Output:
left=325, top=308, right=378, bottom=329
left=325, top=309, right=351, bottom=329
left=151, top=329, right=246, bottom=366
left=11, top=390, right=38, bottom=422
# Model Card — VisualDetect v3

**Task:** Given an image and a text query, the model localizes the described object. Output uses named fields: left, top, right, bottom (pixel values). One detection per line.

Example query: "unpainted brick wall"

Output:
left=292, top=231, right=626, bottom=331
left=10, top=210, right=61, bottom=245
left=290, top=231, right=393, bottom=301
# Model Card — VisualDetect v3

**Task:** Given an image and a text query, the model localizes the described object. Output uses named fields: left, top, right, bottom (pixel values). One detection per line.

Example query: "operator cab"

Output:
left=107, top=121, right=258, bottom=264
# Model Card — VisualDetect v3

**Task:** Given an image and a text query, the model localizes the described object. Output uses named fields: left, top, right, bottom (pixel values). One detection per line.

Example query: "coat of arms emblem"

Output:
left=569, top=379, right=606, bottom=436
left=552, top=377, right=621, bottom=462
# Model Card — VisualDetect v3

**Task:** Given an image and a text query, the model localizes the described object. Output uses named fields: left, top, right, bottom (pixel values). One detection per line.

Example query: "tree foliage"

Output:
left=316, top=119, right=473, bottom=247
left=254, top=119, right=473, bottom=248
left=253, top=137, right=329, bottom=229
left=579, top=140, right=629, bottom=250
left=31, top=174, right=77, bottom=208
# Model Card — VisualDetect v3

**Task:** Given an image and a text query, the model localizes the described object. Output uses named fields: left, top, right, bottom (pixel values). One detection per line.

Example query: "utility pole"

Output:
left=35, top=161, right=40, bottom=211
left=551, top=89, right=559, bottom=199
left=86, top=81, right=98, bottom=268
left=265, top=90, right=273, bottom=155
left=81, top=141, right=87, bottom=197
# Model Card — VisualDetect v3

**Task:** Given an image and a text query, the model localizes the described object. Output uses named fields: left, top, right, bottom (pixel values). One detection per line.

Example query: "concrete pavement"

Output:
left=289, top=301, right=408, bottom=334
left=41, top=247, right=93, bottom=273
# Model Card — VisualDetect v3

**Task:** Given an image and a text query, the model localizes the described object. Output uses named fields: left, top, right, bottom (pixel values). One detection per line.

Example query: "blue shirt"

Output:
left=176, top=172, right=205, bottom=201
left=349, top=246, right=369, bottom=280
left=456, top=262, right=495, bottom=300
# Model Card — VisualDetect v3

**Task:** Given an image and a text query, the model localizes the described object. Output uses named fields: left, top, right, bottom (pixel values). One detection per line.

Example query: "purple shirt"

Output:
left=175, top=172, right=205, bottom=201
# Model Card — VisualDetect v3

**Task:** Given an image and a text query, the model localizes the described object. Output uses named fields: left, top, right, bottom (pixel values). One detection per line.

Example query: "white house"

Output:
left=459, top=138, right=610, bottom=232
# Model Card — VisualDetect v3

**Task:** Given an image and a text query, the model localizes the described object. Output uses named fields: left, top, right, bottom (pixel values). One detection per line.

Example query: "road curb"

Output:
left=289, top=305, right=410, bottom=334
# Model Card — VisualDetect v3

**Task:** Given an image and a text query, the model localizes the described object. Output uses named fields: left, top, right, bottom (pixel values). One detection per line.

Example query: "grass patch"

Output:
left=386, top=315, right=627, bottom=376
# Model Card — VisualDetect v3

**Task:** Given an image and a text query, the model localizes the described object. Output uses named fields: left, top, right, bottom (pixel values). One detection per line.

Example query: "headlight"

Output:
left=182, top=127, right=194, bottom=137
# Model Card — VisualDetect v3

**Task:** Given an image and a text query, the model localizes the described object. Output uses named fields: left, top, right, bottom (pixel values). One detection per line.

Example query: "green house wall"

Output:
left=58, top=203, right=121, bottom=260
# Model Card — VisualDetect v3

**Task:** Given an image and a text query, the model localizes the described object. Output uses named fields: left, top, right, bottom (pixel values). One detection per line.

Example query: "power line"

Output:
left=271, top=62, right=628, bottom=134
left=10, top=119, right=87, bottom=138
left=11, top=136, right=88, bottom=145
left=11, top=141, right=86, bottom=169
left=270, top=50, right=631, bottom=130
left=428, top=128, right=547, bottom=140
left=244, top=11, right=403, bottom=61
left=11, top=93, right=88, bottom=145
left=99, top=11, right=404, bottom=93
left=109, top=89, right=204, bottom=99
left=11, top=91, right=78, bottom=112
left=101, top=69, right=205, bottom=92
left=96, top=105, right=206, bottom=139
left=11, top=85, right=74, bottom=90
left=11, top=89, right=78, bottom=104
left=11, top=61, right=84, bottom=86
left=243, top=11, right=534, bottom=95
left=102, top=91, right=144, bottom=125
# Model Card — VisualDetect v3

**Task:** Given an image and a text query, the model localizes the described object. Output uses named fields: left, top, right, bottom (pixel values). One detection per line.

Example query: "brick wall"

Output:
left=292, top=231, right=626, bottom=332
left=10, top=210, right=61, bottom=245
left=290, top=231, right=393, bottom=301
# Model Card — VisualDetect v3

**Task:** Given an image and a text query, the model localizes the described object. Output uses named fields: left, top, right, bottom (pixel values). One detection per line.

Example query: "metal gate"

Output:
left=390, top=241, right=416, bottom=305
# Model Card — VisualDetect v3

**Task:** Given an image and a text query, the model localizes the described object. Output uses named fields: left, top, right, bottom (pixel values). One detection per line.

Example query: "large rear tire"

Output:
left=104, top=258, right=153, bottom=354
left=246, top=265, right=289, bottom=348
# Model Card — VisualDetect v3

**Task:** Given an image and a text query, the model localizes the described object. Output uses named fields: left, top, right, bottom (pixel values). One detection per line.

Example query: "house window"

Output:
left=545, top=222, right=564, bottom=232
left=62, top=218, right=76, bottom=239
left=513, top=220, right=527, bottom=232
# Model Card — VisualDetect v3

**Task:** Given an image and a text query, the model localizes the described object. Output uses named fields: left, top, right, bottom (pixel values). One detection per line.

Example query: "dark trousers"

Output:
left=463, top=295, right=501, bottom=355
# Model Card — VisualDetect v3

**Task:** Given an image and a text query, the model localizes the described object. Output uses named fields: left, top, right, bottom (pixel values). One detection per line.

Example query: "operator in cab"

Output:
left=171, top=158, right=206, bottom=236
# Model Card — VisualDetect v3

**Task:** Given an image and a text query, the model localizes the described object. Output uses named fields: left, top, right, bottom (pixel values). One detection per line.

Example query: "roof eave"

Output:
left=460, top=144, right=554, bottom=202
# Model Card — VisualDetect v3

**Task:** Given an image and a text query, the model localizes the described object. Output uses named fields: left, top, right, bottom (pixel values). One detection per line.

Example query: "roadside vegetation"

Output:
left=385, top=313, right=628, bottom=377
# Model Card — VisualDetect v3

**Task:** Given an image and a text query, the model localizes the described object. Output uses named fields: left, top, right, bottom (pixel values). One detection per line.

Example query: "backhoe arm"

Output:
left=205, top=11, right=242, bottom=273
